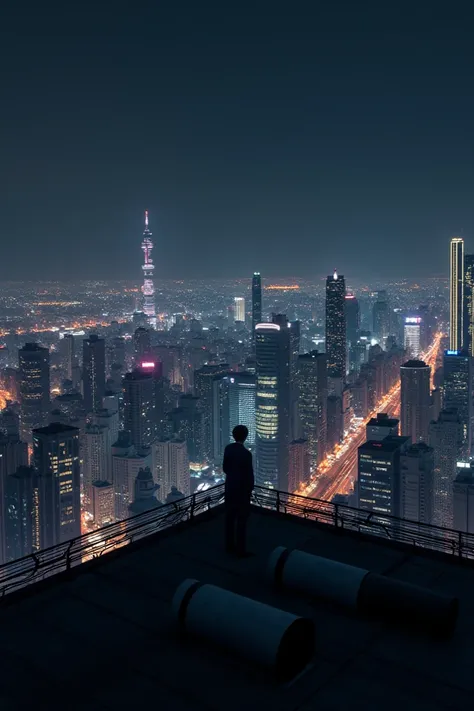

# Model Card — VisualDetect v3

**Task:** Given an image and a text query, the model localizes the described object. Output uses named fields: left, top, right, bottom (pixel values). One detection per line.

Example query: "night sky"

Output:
left=1, top=2, right=473, bottom=281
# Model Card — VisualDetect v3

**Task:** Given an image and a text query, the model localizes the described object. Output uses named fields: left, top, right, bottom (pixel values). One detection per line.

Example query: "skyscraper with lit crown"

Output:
left=141, top=210, right=155, bottom=322
left=326, top=270, right=346, bottom=381
left=450, top=237, right=464, bottom=352
left=252, top=272, right=262, bottom=339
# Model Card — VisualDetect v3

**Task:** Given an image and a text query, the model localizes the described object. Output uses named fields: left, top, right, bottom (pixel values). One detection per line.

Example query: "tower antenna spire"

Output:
left=145, top=210, right=149, bottom=228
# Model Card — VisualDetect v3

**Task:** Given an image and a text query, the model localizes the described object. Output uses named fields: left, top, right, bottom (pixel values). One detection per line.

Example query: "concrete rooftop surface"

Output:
left=0, top=504, right=473, bottom=711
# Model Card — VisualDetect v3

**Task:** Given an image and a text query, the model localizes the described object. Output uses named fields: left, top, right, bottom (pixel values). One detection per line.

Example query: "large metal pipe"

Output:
left=172, top=578, right=315, bottom=681
left=267, top=547, right=458, bottom=637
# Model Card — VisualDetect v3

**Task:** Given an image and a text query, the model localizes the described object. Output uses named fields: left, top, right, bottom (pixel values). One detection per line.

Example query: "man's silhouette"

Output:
left=223, top=424, right=254, bottom=556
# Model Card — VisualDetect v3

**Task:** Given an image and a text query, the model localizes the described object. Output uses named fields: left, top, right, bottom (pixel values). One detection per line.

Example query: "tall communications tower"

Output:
left=141, top=210, right=155, bottom=322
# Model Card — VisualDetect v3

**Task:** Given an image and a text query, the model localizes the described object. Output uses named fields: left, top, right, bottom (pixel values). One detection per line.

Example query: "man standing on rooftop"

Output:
left=223, top=425, right=254, bottom=557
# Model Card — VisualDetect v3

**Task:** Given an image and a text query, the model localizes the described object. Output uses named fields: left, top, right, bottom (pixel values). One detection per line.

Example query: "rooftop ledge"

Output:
left=0, top=486, right=473, bottom=709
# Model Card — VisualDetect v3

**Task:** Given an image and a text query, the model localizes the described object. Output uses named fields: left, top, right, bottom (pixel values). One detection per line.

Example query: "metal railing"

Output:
left=253, top=487, right=474, bottom=560
left=1, top=483, right=473, bottom=598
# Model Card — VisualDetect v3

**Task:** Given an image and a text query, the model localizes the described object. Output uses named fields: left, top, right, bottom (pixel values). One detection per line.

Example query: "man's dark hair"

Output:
left=232, top=424, right=248, bottom=443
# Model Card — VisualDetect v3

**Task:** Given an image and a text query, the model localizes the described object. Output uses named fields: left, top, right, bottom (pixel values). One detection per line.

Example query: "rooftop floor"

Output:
left=0, top=505, right=473, bottom=710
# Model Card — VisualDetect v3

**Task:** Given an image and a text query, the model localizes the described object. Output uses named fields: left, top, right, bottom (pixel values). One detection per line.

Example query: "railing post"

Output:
left=458, top=530, right=463, bottom=558
left=190, top=493, right=196, bottom=520
left=333, top=503, right=339, bottom=529
left=276, top=491, right=280, bottom=513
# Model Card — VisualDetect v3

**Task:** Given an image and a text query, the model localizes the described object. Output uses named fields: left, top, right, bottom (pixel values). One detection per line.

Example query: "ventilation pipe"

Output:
left=268, top=547, right=458, bottom=637
left=172, top=578, right=314, bottom=681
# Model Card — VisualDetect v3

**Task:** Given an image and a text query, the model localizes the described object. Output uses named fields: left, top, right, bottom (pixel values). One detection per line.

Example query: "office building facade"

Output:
left=358, top=436, right=410, bottom=517
left=400, top=442, right=434, bottom=525
left=82, top=335, right=106, bottom=414
left=429, top=409, right=463, bottom=529
left=296, top=351, right=327, bottom=468
left=251, top=272, right=262, bottom=339
left=255, top=321, right=290, bottom=490
left=123, top=369, right=155, bottom=449
left=400, top=360, right=431, bottom=444
left=404, top=317, right=422, bottom=359
left=450, top=236, right=464, bottom=352
left=18, top=343, right=50, bottom=444
left=153, top=438, right=190, bottom=501
left=33, top=423, right=81, bottom=548
left=325, top=271, right=346, bottom=380
left=453, top=462, right=474, bottom=534
left=443, top=350, right=473, bottom=457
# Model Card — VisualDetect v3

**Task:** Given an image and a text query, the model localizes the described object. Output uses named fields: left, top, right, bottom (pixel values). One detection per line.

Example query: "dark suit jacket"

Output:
left=223, top=442, right=254, bottom=506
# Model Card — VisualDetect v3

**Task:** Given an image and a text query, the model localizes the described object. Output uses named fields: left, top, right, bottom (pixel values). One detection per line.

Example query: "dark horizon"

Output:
left=1, top=2, right=473, bottom=281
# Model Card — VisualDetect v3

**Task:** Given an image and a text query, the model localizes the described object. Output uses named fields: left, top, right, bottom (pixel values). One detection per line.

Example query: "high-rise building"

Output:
left=345, top=293, right=360, bottom=346
left=234, top=297, right=245, bottom=323
left=296, top=351, right=327, bottom=469
left=59, top=334, right=75, bottom=381
left=443, top=350, right=473, bottom=456
left=33, top=423, right=81, bottom=548
left=18, top=343, right=50, bottom=444
left=251, top=272, right=262, bottom=339
left=0, top=434, right=29, bottom=564
left=211, top=373, right=256, bottom=465
left=400, top=360, right=431, bottom=444
left=82, top=335, right=106, bottom=414
left=372, top=291, right=390, bottom=347
left=82, top=424, right=112, bottom=507
left=141, top=210, right=155, bottom=321
left=153, top=438, right=190, bottom=501
left=326, top=395, right=343, bottom=451
left=92, top=406, right=120, bottom=451
left=358, top=436, right=410, bottom=517
left=112, top=437, right=152, bottom=521
left=288, top=439, right=310, bottom=492
left=429, top=409, right=463, bottom=528
left=453, top=461, right=474, bottom=534
left=123, top=369, right=155, bottom=450
left=450, top=236, right=464, bottom=352
left=400, top=442, right=434, bottom=525
left=134, top=327, right=152, bottom=364
left=228, top=373, right=256, bottom=447
left=463, top=254, right=474, bottom=357
left=91, top=480, right=115, bottom=527
left=255, top=321, right=291, bottom=490
left=366, top=413, right=399, bottom=441
left=325, top=270, right=346, bottom=380
left=2, top=465, right=40, bottom=563
left=194, top=364, right=229, bottom=463
left=404, top=317, right=422, bottom=358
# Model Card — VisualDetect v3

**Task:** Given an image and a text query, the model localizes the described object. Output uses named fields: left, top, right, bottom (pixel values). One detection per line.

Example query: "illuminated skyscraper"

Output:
left=82, top=335, right=106, bottom=414
left=91, top=480, right=115, bottom=527
left=325, top=271, right=346, bottom=380
left=400, top=360, right=431, bottom=444
left=450, top=236, right=464, bottom=352
left=404, top=317, right=422, bottom=358
left=252, top=272, right=262, bottom=339
left=358, top=435, right=410, bottom=516
left=255, top=320, right=290, bottom=490
left=18, top=343, right=50, bottom=444
left=463, top=254, right=474, bottom=356
left=443, top=350, right=473, bottom=457
left=234, top=297, right=245, bottom=323
left=141, top=210, right=155, bottom=321
left=453, top=461, right=474, bottom=534
left=296, top=351, right=327, bottom=468
left=33, top=423, right=81, bottom=547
